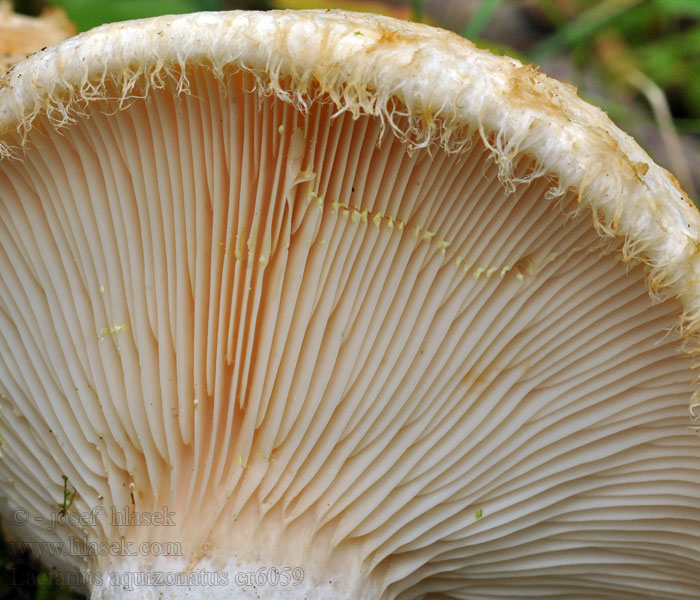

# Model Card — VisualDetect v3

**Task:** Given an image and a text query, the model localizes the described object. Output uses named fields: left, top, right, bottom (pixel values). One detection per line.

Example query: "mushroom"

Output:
left=0, top=9, right=699, bottom=600
left=0, top=1, right=75, bottom=73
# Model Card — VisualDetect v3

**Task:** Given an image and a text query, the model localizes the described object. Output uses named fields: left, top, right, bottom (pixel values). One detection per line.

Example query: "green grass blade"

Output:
left=410, top=0, right=423, bottom=22
left=530, top=0, right=643, bottom=60
left=462, top=0, right=506, bottom=40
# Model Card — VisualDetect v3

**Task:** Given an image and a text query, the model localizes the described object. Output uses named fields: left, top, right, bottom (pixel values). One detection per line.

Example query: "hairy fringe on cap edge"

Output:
left=0, top=10, right=698, bottom=417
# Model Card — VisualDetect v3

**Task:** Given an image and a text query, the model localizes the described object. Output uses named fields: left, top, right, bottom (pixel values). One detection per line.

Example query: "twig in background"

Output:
left=596, top=32, right=698, bottom=199
left=625, top=68, right=697, bottom=198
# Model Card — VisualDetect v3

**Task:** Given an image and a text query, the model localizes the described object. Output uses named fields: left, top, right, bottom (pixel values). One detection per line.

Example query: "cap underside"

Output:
left=0, top=54, right=699, bottom=600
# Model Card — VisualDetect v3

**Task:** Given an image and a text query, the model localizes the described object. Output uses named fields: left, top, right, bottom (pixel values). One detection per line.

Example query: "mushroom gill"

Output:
left=0, top=10, right=699, bottom=600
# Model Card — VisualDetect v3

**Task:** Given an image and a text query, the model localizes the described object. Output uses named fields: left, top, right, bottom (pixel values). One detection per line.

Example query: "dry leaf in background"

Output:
left=0, top=1, right=75, bottom=72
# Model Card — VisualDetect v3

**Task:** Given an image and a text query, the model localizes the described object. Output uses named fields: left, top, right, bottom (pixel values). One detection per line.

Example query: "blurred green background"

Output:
left=1, top=0, right=699, bottom=597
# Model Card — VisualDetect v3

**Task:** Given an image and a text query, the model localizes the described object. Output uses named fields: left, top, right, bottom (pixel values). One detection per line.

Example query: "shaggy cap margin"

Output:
left=0, top=8, right=699, bottom=404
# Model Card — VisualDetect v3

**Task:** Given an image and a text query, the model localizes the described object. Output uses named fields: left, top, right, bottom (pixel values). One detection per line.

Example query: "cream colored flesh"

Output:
left=0, top=65, right=699, bottom=599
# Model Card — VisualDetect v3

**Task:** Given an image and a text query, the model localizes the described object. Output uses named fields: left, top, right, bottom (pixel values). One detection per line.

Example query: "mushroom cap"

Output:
left=0, top=2, right=75, bottom=73
left=0, top=9, right=699, bottom=599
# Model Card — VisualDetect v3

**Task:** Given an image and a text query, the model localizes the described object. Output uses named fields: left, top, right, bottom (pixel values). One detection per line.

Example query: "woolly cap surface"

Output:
left=0, top=9, right=699, bottom=600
